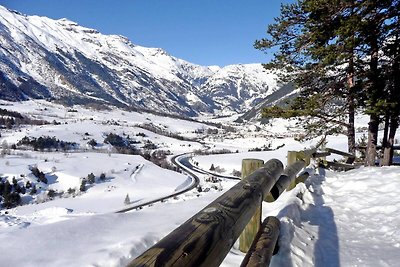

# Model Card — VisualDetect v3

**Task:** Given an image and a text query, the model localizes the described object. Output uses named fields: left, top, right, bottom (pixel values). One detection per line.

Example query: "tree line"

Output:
left=257, top=0, right=399, bottom=166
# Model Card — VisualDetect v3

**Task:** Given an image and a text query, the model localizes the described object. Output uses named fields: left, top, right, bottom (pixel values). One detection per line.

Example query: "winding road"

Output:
left=115, top=153, right=241, bottom=213
left=115, top=153, right=201, bottom=213
left=116, top=152, right=242, bottom=213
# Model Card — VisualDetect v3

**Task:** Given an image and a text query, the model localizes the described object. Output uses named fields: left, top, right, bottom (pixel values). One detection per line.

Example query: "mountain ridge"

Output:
left=0, top=5, right=280, bottom=116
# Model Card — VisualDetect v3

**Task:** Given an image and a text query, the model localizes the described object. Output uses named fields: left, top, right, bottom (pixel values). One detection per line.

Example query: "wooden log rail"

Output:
left=240, top=216, right=280, bottom=267
left=325, top=147, right=355, bottom=164
left=288, top=147, right=358, bottom=173
left=267, top=160, right=306, bottom=202
left=287, top=148, right=316, bottom=167
left=127, top=159, right=283, bottom=267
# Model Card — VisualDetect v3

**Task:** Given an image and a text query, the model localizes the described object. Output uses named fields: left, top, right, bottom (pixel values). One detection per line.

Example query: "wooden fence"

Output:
left=128, top=159, right=283, bottom=267
left=127, top=147, right=353, bottom=267
left=240, top=216, right=280, bottom=267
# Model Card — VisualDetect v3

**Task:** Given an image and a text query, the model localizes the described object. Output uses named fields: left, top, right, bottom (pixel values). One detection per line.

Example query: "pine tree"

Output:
left=0, top=181, right=4, bottom=196
left=47, top=189, right=56, bottom=199
left=80, top=179, right=87, bottom=192
left=124, top=194, right=130, bottom=205
left=359, top=0, right=399, bottom=165
left=67, top=188, right=76, bottom=195
left=256, top=0, right=362, bottom=150
left=379, top=3, right=400, bottom=165
left=209, top=164, right=215, bottom=171
left=30, top=184, right=37, bottom=195
left=12, top=177, right=18, bottom=186
left=256, top=0, right=399, bottom=165
left=87, top=173, right=95, bottom=184
left=3, top=180, right=11, bottom=197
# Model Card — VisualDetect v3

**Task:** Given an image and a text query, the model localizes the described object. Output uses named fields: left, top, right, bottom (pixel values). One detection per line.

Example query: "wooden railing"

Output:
left=127, top=147, right=350, bottom=267
left=240, top=216, right=280, bottom=267
left=266, top=160, right=306, bottom=202
left=127, top=159, right=283, bottom=267
left=288, top=147, right=358, bottom=172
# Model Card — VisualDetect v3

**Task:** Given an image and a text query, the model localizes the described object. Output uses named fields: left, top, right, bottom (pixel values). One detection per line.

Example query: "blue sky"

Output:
left=1, top=0, right=293, bottom=66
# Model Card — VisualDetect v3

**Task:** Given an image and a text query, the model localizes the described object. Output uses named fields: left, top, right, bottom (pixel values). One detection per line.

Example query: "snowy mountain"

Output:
left=0, top=6, right=280, bottom=116
left=236, top=82, right=298, bottom=122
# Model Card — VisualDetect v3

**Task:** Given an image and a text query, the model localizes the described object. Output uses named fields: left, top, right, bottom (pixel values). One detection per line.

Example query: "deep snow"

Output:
left=0, top=100, right=399, bottom=266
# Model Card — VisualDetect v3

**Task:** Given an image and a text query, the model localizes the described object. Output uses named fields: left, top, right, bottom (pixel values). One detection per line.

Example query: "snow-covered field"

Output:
left=0, top=100, right=399, bottom=266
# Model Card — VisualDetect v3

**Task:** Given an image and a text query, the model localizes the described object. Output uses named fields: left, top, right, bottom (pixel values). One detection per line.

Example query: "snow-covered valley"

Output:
left=0, top=99, right=399, bottom=266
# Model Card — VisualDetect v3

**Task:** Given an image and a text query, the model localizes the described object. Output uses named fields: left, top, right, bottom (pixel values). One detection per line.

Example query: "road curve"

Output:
left=115, top=153, right=200, bottom=213
left=115, top=153, right=241, bottom=213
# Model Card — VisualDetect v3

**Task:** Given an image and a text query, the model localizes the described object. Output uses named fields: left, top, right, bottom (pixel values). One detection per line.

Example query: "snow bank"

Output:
left=174, top=176, right=193, bottom=192
left=266, top=166, right=400, bottom=267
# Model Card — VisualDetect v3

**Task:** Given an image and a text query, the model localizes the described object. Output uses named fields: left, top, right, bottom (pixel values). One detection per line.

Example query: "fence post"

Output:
left=239, top=159, right=264, bottom=253
left=240, top=216, right=280, bottom=267
left=287, top=151, right=298, bottom=190
left=287, top=151, right=298, bottom=166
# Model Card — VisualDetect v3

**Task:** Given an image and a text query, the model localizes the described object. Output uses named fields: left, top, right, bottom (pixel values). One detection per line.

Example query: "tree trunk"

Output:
left=382, top=112, right=390, bottom=148
left=382, top=117, right=399, bottom=166
left=365, top=113, right=379, bottom=166
left=380, top=112, right=390, bottom=166
left=365, top=19, right=380, bottom=167
left=347, top=93, right=356, bottom=154
left=347, top=55, right=356, bottom=154
left=382, top=28, right=400, bottom=165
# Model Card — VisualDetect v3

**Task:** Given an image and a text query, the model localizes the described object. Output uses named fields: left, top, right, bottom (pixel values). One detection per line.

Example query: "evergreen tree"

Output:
left=256, top=0, right=362, bottom=151
left=124, top=194, right=130, bottom=205
left=30, top=184, right=37, bottom=195
left=19, top=185, right=26, bottom=195
left=87, top=173, right=95, bottom=184
left=87, top=139, right=97, bottom=148
left=80, top=179, right=87, bottom=192
left=67, top=188, right=75, bottom=195
left=31, top=166, right=40, bottom=178
left=38, top=172, right=48, bottom=184
left=47, top=189, right=56, bottom=199
left=12, top=177, right=18, bottom=186
left=256, top=0, right=399, bottom=165
left=3, top=192, right=21, bottom=208
left=357, top=0, right=399, bottom=165
left=209, top=164, right=215, bottom=171
left=379, top=2, right=400, bottom=165
left=0, top=181, right=4, bottom=196
left=3, top=180, right=11, bottom=197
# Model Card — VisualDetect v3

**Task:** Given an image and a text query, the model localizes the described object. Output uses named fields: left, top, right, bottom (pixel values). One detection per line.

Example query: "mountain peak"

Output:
left=0, top=5, right=280, bottom=117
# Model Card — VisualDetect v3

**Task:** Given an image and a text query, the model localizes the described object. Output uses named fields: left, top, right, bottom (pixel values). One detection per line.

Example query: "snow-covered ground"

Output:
left=0, top=100, right=399, bottom=266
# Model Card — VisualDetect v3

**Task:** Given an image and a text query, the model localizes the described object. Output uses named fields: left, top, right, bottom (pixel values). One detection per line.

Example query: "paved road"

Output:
left=115, top=153, right=240, bottom=213
left=115, top=153, right=200, bottom=213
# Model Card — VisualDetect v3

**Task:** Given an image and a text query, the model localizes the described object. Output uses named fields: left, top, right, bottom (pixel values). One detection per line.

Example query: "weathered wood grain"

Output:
left=127, top=159, right=283, bottom=267
left=239, top=159, right=264, bottom=253
left=295, top=171, right=310, bottom=184
left=240, top=216, right=280, bottom=267
left=325, top=161, right=356, bottom=171
left=326, top=147, right=355, bottom=164
left=267, top=160, right=306, bottom=202
left=312, top=151, right=331, bottom=158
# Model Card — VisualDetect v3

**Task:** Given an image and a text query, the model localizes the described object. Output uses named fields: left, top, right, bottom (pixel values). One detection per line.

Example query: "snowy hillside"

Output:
left=0, top=99, right=399, bottom=266
left=0, top=6, right=280, bottom=116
